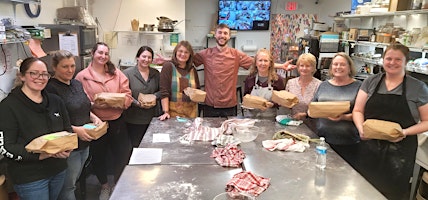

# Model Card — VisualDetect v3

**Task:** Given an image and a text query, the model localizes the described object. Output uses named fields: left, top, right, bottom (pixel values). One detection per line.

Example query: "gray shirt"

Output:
left=361, top=73, right=428, bottom=123
left=313, top=80, right=362, bottom=145
left=123, top=66, right=161, bottom=125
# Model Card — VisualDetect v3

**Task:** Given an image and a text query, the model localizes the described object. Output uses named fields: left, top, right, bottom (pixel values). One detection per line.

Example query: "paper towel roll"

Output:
left=242, top=45, right=257, bottom=52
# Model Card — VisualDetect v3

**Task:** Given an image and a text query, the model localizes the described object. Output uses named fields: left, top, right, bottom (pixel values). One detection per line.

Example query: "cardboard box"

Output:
left=349, top=28, right=358, bottom=41
left=389, top=0, right=411, bottom=11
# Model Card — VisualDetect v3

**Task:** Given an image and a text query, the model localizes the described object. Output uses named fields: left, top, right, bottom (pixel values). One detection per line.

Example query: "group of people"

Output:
left=0, top=22, right=427, bottom=200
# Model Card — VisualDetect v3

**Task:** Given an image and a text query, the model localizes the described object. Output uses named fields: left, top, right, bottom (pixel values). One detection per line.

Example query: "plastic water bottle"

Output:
left=316, top=137, right=327, bottom=169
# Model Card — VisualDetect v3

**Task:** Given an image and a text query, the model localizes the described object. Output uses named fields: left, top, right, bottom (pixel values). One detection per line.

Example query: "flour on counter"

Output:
left=147, top=181, right=203, bottom=200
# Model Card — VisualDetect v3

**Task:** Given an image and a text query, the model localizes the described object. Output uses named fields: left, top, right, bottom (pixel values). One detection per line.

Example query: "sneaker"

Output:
left=99, top=186, right=111, bottom=200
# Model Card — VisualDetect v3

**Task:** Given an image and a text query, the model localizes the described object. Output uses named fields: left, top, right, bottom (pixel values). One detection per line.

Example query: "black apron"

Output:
left=362, top=74, right=417, bottom=200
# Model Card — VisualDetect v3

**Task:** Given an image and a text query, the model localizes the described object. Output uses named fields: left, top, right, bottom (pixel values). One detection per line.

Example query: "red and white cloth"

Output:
left=226, top=171, right=271, bottom=197
left=180, top=118, right=257, bottom=142
left=210, top=144, right=245, bottom=167
left=262, top=138, right=309, bottom=152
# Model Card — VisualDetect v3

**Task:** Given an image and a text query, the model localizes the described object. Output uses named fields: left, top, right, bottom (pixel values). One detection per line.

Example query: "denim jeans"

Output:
left=59, top=147, right=89, bottom=200
left=14, top=170, right=66, bottom=200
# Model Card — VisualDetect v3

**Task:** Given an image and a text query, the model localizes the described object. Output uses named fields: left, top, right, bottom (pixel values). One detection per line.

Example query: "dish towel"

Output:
left=180, top=118, right=222, bottom=142
left=212, top=135, right=241, bottom=147
left=220, top=118, right=257, bottom=135
left=262, top=138, right=309, bottom=152
left=226, top=171, right=270, bottom=197
left=211, top=144, right=245, bottom=167
left=180, top=118, right=257, bottom=142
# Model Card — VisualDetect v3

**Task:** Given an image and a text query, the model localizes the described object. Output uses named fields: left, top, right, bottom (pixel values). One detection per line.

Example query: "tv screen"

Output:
left=218, top=0, right=271, bottom=31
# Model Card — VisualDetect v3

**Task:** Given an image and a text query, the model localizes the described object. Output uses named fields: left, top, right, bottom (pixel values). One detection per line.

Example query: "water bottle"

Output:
left=316, top=137, right=327, bottom=169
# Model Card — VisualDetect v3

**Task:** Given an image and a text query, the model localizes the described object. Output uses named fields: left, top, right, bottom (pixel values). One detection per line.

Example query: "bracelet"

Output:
left=163, top=110, right=169, bottom=114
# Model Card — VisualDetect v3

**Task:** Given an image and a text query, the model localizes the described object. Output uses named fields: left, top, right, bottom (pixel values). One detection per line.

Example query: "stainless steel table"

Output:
left=110, top=165, right=243, bottom=200
left=113, top=117, right=386, bottom=199
left=138, top=117, right=226, bottom=165
left=239, top=120, right=386, bottom=199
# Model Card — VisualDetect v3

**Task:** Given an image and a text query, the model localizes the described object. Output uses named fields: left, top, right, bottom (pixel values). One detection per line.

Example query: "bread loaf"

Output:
left=138, top=93, right=157, bottom=107
left=242, top=94, right=268, bottom=110
left=183, top=87, right=206, bottom=103
left=94, top=92, right=126, bottom=109
left=271, top=90, right=299, bottom=108
left=308, top=101, right=350, bottom=118
left=363, top=119, right=404, bottom=140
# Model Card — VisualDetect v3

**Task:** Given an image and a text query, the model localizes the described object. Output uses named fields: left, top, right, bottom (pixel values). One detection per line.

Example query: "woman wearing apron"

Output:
left=353, top=43, right=428, bottom=200
left=159, top=41, right=200, bottom=120
left=243, top=49, right=285, bottom=119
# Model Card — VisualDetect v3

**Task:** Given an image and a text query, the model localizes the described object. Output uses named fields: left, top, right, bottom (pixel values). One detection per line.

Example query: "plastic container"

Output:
left=316, top=137, right=327, bottom=169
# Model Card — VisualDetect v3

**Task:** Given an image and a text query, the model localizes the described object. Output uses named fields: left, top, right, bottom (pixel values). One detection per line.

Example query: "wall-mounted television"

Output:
left=218, top=0, right=271, bottom=31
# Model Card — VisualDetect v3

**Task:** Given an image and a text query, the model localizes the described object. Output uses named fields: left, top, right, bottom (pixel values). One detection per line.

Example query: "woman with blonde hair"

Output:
left=243, top=48, right=285, bottom=118
left=286, top=53, right=321, bottom=119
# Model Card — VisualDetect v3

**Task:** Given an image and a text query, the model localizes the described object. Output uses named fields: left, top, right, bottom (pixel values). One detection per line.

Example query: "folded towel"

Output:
left=212, top=135, right=241, bottom=147
left=262, top=139, right=309, bottom=152
left=226, top=171, right=270, bottom=197
left=211, top=144, right=245, bottom=167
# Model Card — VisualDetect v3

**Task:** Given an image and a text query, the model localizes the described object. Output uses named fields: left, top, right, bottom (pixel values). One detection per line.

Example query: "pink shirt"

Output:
left=75, top=65, right=132, bottom=121
left=285, top=77, right=321, bottom=115
left=194, top=46, right=253, bottom=108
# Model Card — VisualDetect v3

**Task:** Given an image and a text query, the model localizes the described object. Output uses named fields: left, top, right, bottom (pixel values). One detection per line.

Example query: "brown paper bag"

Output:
left=308, top=101, right=350, bottom=118
left=83, top=121, right=109, bottom=140
left=271, top=90, right=299, bottom=108
left=25, top=131, right=78, bottom=154
left=183, top=87, right=206, bottom=103
left=242, top=94, right=268, bottom=110
left=363, top=119, right=404, bottom=140
left=94, top=92, right=126, bottom=109
left=138, top=93, right=157, bottom=107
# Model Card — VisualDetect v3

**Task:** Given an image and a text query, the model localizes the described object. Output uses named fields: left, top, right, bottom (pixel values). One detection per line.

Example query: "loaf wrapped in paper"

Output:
left=308, top=101, right=350, bottom=118
left=242, top=94, right=268, bottom=110
left=183, top=87, right=206, bottom=103
left=363, top=119, right=404, bottom=140
left=25, top=131, right=78, bottom=154
left=138, top=93, right=157, bottom=107
left=94, top=92, right=126, bottom=109
left=83, top=121, right=108, bottom=140
left=271, top=90, right=299, bottom=108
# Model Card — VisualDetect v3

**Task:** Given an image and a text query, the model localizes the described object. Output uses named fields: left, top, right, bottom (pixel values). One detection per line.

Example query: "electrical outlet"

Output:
left=246, top=40, right=253, bottom=45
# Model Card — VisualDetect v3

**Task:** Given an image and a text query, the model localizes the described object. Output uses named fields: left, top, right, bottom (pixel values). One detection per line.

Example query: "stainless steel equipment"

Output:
left=157, top=16, right=178, bottom=32
left=39, top=24, right=97, bottom=73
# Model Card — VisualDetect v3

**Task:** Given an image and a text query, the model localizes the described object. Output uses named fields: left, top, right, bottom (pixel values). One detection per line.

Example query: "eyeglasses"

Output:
left=26, top=71, right=51, bottom=79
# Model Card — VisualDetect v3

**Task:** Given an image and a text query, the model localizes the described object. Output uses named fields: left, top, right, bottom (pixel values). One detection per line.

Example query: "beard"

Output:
left=216, top=37, right=230, bottom=47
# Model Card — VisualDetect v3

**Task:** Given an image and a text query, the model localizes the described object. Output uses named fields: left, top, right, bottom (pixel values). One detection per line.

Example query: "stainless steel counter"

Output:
left=110, top=165, right=243, bottom=200
left=240, top=120, right=385, bottom=199
left=111, top=117, right=386, bottom=199
left=138, top=117, right=225, bottom=165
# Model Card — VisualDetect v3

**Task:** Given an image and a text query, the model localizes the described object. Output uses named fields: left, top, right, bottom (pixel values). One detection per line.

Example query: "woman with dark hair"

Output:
left=45, top=50, right=102, bottom=200
left=75, top=42, right=133, bottom=200
left=158, top=40, right=200, bottom=120
left=353, top=43, right=428, bottom=199
left=123, top=46, right=161, bottom=147
left=243, top=48, right=285, bottom=119
left=0, top=57, right=72, bottom=200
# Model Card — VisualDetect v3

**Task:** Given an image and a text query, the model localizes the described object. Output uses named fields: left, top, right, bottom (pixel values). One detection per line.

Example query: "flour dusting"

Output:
left=147, top=181, right=203, bottom=200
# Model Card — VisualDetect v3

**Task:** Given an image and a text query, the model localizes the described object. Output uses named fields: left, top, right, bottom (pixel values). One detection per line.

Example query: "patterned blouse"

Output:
left=285, top=77, right=321, bottom=115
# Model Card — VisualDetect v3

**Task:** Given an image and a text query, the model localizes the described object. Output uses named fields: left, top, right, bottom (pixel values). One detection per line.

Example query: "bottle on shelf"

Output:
left=370, top=28, right=377, bottom=42
left=315, top=137, right=327, bottom=169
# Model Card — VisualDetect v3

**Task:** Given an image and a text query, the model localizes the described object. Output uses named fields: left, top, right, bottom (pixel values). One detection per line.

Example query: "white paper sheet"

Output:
left=153, top=134, right=170, bottom=143
left=129, top=148, right=162, bottom=165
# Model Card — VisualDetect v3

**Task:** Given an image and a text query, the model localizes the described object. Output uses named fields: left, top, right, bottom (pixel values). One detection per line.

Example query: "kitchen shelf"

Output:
left=337, top=9, right=428, bottom=18
left=114, top=31, right=179, bottom=35
left=351, top=56, right=383, bottom=66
